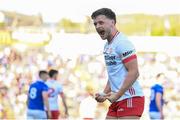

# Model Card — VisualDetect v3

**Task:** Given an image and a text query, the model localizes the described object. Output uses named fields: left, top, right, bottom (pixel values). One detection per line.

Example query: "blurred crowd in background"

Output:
left=0, top=47, right=179, bottom=119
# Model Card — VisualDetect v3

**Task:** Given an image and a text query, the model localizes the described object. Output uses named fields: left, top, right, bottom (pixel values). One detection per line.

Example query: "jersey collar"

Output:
left=108, top=31, right=120, bottom=44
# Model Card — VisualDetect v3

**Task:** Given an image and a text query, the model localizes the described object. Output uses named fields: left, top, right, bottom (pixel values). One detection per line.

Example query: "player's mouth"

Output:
left=98, top=30, right=106, bottom=37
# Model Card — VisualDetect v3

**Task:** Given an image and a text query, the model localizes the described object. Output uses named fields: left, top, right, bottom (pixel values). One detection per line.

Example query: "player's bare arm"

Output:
left=156, top=92, right=164, bottom=119
left=43, top=91, right=51, bottom=118
left=103, top=81, right=111, bottom=94
left=60, top=92, right=69, bottom=116
left=106, top=59, right=139, bottom=103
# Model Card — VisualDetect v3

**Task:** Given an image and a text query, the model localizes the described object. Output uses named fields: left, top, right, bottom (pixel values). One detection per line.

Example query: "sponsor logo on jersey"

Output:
left=122, top=50, right=134, bottom=57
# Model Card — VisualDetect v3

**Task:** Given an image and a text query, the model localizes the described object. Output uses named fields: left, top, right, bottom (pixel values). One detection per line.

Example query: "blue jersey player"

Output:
left=149, top=73, right=166, bottom=120
left=27, top=70, right=51, bottom=119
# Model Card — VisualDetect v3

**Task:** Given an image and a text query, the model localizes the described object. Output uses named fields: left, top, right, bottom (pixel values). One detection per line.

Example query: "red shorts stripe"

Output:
left=123, top=54, right=137, bottom=63
left=107, top=96, right=145, bottom=117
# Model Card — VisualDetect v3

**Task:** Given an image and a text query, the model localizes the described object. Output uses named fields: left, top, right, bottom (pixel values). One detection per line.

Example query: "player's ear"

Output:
left=111, top=20, right=115, bottom=25
left=110, top=20, right=115, bottom=27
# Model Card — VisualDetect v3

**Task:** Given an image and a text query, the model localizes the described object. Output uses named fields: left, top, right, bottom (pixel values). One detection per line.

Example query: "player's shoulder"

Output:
left=30, top=81, right=44, bottom=89
left=152, top=84, right=163, bottom=90
left=38, top=81, right=48, bottom=88
left=41, top=82, right=49, bottom=90
left=29, top=81, right=38, bottom=87
left=116, top=33, right=133, bottom=47
left=43, top=82, right=48, bottom=87
left=116, top=32, right=129, bottom=42
left=45, top=80, right=55, bottom=85
left=45, top=80, right=50, bottom=85
left=48, top=80, right=62, bottom=87
left=155, top=84, right=162, bottom=88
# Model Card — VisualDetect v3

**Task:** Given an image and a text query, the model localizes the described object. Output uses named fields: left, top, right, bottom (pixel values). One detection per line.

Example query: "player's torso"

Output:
left=104, top=40, right=124, bottom=73
left=28, top=81, right=46, bottom=110
left=149, top=85, right=164, bottom=112
left=104, top=34, right=127, bottom=91
left=103, top=33, right=143, bottom=101
left=46, top=80, right=61, bottom=110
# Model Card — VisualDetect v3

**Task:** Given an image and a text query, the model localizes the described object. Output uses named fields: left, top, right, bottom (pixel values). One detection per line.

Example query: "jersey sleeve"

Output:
left=42, top=84, right=49, bottom=92
left=116, top=40, right=137, bottom=63
left=156, top=86, right=163, bottom=94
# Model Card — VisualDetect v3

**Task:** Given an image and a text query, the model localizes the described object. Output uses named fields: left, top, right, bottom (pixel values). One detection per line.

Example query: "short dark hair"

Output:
left=156, top=73, right=164, bottom=79
left=91, top=8, right=116, bottom=24
left=49, top=69, right=58, bottom=78
left=39, top=70, right=48, bottom=77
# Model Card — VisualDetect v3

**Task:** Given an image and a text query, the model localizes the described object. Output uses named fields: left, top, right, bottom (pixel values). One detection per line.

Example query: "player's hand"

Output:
left=64, top=110, right=69, bottom=118
left=95, top=93, right=107, bottom=103
left=106, top=92, right=119, bottom=103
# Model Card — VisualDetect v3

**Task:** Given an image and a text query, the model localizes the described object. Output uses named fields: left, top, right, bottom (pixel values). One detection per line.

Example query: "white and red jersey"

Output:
left=103, top=32, right=144, bottom=101
left=46, top=80, right=63, bottom=111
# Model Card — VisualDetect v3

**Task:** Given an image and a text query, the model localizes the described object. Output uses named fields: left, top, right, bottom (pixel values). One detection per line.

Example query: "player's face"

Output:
left=93, top=15, right=114, bottom=40
left=53, top=73, right=58, bottom=80
left=159, top=75, right=166, bottom=84
left=41, top=73, right=49, bottom=81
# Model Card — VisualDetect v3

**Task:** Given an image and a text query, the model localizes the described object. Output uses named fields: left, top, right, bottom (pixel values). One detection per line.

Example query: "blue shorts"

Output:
left=27, top=109, right=47, bottom=119
left=149, top=112, right=161, bottom=119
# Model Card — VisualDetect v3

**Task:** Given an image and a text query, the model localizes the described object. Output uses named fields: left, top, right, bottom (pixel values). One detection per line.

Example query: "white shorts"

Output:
left=27, top=109, right=47, bottom=119
left=149, top=112, right=161, bottom=119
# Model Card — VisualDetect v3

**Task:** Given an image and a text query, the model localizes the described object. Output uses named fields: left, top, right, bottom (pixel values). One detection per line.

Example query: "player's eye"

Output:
left=99, top=21, right=104, bottom=25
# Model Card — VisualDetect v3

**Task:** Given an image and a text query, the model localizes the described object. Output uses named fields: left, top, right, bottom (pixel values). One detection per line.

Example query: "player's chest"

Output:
left=104, top=44, right=119, bottom=58
left=103, top=46, right=121, bottom=66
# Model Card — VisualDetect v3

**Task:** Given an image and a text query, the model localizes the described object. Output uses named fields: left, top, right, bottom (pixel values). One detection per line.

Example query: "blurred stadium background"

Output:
left=0, top=0, right=180, bottom=119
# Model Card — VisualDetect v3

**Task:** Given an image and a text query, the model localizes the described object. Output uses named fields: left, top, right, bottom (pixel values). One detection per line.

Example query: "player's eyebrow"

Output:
left=99, top=21, right=104, bottom=24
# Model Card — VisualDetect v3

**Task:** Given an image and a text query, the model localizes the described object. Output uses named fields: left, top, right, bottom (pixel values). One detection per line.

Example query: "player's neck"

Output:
left=38, top=79, right=45, bottom=82
left=107, top=29, right=118, bottom=43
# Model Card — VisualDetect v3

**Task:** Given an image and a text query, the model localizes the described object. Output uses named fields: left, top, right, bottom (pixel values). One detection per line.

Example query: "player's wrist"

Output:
left=115, top=92, right=122, bottom=99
